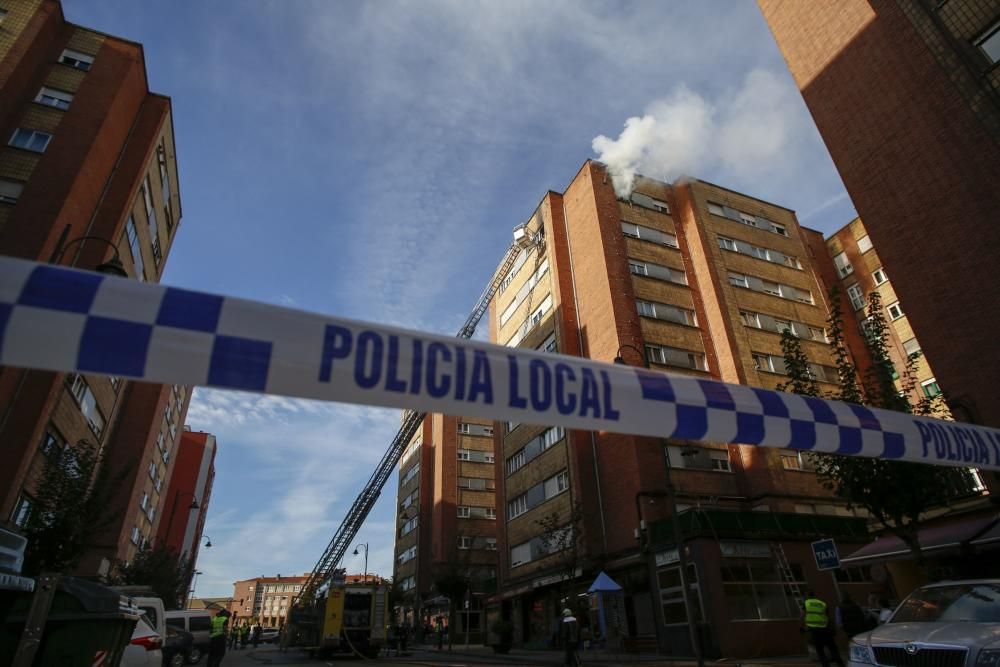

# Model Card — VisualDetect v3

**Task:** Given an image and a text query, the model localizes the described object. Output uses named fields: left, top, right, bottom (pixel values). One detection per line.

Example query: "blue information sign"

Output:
left=811, top=539, right=840, bottom=571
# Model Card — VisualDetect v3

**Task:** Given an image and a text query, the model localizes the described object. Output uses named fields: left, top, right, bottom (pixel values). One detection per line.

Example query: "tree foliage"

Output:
left=534, top=502, right=586, bottom=608
left=110, top=543, right=195, bottom=610
left=21, top=439, right=125, bottom=576
left=778, top=287, right=972, bottom=568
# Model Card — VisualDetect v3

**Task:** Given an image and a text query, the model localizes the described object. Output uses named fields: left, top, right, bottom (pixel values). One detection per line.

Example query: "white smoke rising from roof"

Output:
left=592, top=69, right=805, bottom=198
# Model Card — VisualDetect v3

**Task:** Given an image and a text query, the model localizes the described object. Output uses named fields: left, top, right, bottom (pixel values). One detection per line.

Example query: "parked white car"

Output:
left=848, top=580, right=1000, bottom=667
left=120, top=616, right=163, bottom=667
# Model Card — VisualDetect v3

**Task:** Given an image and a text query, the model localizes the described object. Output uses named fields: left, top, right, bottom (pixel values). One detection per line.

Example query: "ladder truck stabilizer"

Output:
left=287, top=223, right=537, bottom=647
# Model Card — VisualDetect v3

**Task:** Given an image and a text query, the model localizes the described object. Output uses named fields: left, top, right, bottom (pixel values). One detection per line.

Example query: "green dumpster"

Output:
left=0, top=575, right=140, bottom=666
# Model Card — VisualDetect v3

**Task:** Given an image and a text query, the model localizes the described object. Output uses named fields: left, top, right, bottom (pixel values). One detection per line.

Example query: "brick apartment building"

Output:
left=484, top=161, right=880, bottom=658
left=394, top=414, right=497, bottom=642
left=824, top=218, right=953, bottom=409
left=156, top=429, right=217, bottom=564
left=757, top=0, right=1000, bottom=429
left=0, top=0, right=192, bottom=574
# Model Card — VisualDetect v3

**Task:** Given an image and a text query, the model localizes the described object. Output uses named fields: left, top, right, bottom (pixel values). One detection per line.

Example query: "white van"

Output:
left=112, top=587, right=166, bottom=638
left=165, top=609, right=214, bottom=663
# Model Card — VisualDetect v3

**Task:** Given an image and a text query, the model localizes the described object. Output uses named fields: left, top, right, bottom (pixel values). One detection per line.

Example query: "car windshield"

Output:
left=890, top=584, right=1000, bottom=623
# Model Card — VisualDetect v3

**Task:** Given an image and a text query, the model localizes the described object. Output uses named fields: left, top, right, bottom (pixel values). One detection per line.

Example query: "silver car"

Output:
left=848, top=580, right=1000, bottom=667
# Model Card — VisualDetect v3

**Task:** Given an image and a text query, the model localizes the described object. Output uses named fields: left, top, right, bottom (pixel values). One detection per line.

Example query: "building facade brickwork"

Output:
left=0, top=0, right=189, bottom=575
left=758, top=0, right=1000, bottom=429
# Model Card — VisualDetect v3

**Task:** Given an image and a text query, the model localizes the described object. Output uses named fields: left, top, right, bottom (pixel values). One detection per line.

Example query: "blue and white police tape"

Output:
left=0, top=255, right=997, bottom=471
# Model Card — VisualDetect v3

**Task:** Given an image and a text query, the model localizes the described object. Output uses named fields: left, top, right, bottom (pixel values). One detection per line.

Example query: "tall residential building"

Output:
left=156, top=429, right=217, bottom=563
left=757, top=0, right=1000, bottom=428
left=824, top=218, right=951, bottom=408
left=393, top=414, right=497, bottom=642
left=0, top=0, right=186, bottom=574
left=485, top=161, right=880, bottom=658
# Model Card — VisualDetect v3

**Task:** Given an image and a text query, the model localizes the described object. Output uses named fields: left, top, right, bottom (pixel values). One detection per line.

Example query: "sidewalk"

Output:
left=396, top=643, right=815, bottom=667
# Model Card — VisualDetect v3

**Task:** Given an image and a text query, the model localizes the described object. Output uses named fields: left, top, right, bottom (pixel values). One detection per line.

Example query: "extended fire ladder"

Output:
left=294, top=223, right=536, bottom=605
left=772, top=543, right=804, bottom=610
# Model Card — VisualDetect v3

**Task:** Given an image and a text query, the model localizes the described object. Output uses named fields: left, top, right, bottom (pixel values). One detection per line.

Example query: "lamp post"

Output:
left=353, top=543, right=369, bottom=583
left=51, top=235, right=129, bottom=277
left=201, top=535, right=213, bottom=549
left=615, top=348, right=704, bottom=666
left=164, top=491, right=199, bottom=547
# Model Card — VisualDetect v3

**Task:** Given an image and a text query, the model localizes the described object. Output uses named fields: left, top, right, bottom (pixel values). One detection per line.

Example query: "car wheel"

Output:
left=185, top=647, right=202, bottom=664
left=169, top=653, right=185, bottom=667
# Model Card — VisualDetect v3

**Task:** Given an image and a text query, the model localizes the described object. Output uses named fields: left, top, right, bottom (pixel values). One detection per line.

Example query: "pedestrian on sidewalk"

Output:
left=251, top=621, right=260, bottom=648
left=561, top=608, right=581, bottom=667
left=240, top=622, right=250, bottom=649
left=803, top=590, right=845, bottom=667
left=436, top=616, right=445, bottom=650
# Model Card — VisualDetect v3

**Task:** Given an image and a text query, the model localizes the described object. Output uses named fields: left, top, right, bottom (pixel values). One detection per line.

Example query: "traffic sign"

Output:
left=811, top=538, right=840, bottom=571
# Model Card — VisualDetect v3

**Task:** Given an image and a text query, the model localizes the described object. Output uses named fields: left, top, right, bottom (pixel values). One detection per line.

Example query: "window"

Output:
left=620, top=221, right=678, bottom=248
left=510, top=542, right=532, bottom=567
left=921, top=378, right=942, bottom=398
left=40, top=429, right=65, bottom=458
left=711, top=452, right=732, bottom=472
left=887, top=302, right=903, bottom=320
left=0, top=9, right=6, bottom=23
left=140, top=492, right=149, bottom=511
left=718, top=237, right=737, bottom=252
left=400, top=462, right=420, bottom=486
left=903, top=338, right=922, bottom=358
left=729, top=273, right=749, bottom=289
left=457, top=506, right=471, bottom=518
left=484, top=453, right=495, bottom=463
left=635, top=300, right=696, bottom=326
left=457, top=450, right=470, bottom=461
left=846, top=283, right=865, bottom=311
left=760, top=279, right=781, bottom=296
left=35, top=86, right=73, bottom=110
left=506, top=426, right=565, bottom=475
left=458, top=536, right=472, bottom=550
left=157, top=143, right=172, bottom=231
left=141, top=176, right=161, bottom=265
left=781, top=452, right=813, bottom=471
left=723, top=558, right=804, bottom=620
left=68, top=376, right=105, bottom=436
left=872, top=267, right=887, bottom=285
left=630, top=191, right=670, bottom=213
left=538, top=333, right=557, bottom=353
left=130, top=526, right=141, bottom=545
left=458, top=477, right=493, bottom=490
left=485, top=538, right=497, bottom=551
left=974, top=20, right=1000, bottom=64
left=9, top=128, right=52, bottom=153
left=833, top=252, right=854, bottom=278
left=485, top=507, right=496, bottom=519
left=857, top=235, right=873, bottom=253
left=646, top=344, right=707, bottom=371
left=60, top=48, right=94, bottom=71
left=771, top=223, right=788, bottom=236
left=508, top=494, right=528, bottom=519
left=752, top=353, right=786, bottom=374
left=629, top=260, right=648, bottom=275
left=0, top=179, right=23, bottom=205
left=12, top=496, right=33, bottom=527
left=148, top=460, right=156, bottom=481
left=400, top=516, right=419, bottom=536
left=708, top=202, right=725, bottom=216
left=740, top=213, right=758, bottom=227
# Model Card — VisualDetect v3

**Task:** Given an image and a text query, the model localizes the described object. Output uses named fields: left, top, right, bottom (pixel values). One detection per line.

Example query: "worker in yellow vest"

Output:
left=207, top=609, right=231, bottom=667
left=803, top=591, right=844, bottom=667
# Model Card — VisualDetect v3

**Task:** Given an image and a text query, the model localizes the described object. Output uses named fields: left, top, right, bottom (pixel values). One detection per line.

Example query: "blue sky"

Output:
left=64, top=1, right=856, bottom=598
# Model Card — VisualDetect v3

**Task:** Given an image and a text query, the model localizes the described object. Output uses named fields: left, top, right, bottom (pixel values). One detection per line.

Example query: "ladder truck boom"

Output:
left=295, top=224, right=536, bottom=604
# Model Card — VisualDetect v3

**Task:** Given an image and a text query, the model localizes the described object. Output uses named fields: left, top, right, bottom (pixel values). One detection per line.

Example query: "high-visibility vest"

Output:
left=804, top=598, right=828, bottom=628
left=211, top=615, right=228, bottom=638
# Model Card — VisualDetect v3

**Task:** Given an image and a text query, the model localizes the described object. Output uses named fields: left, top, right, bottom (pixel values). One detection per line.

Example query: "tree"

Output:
left=110, top=543, right=195, bottom=610
left=533, top=502, right=586, bottom=613
left=21, top=439, right=126, bottom=576
left=778, top=287, right=964, bottom=569
left=432, top=549, right=473, bottom=650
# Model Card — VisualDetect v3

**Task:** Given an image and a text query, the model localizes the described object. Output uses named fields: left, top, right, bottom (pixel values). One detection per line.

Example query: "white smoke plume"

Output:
left=592, top=69, right=805, bottom=198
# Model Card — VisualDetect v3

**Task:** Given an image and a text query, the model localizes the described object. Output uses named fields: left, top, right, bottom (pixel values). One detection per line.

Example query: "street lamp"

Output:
left=616, top=345, right=704, bottom=666
left=353, top=543, right=369, bottom=583
left=164, top=491, right=200, bottom=546
left=51, top=235, right=129, bottom=277
left=202, top=535, right=213, bottom=549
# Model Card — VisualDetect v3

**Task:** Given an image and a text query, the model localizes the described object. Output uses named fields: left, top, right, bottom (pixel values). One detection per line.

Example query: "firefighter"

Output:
left=208, top=609, right=230, bottom=667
